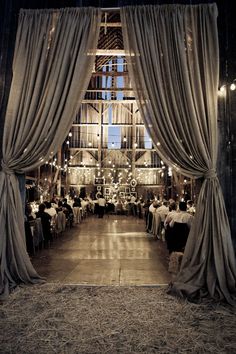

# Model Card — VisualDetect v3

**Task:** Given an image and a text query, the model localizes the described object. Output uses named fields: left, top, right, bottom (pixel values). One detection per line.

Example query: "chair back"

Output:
left=165, top=222, right=189, bottom=253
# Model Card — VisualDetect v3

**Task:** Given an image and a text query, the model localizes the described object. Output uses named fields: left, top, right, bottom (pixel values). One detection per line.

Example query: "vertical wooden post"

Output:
left=98, top=102, right=102, bottom=168
left=131, top=103, right=136, bottom=178
left=57, top=147, right=62, bottom=196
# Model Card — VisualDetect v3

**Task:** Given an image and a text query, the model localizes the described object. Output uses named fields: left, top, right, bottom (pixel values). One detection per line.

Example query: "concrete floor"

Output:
left=32, top=215, right=172, bottom=285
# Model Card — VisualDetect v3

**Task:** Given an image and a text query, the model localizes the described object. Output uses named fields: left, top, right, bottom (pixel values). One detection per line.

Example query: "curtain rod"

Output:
left=101, top=8, right=120, bottom=11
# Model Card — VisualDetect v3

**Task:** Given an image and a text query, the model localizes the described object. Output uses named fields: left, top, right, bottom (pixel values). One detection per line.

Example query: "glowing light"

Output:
left=220, top=85, right=225, bottom=92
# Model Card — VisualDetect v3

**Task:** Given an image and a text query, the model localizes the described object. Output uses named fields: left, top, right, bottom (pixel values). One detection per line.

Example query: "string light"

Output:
left=219, top=79, right=236, bottom=95
left=220, top=85, right=226, bottom=92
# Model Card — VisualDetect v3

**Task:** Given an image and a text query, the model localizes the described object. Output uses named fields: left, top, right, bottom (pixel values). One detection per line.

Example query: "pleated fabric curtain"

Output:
left=121, top=4, right=236, bottom=304
left=0, top=7, right=101, bottom=297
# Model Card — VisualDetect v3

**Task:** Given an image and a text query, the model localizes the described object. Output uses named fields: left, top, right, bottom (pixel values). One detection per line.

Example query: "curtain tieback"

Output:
left=204, top=169, right=217, bottom=179
left=1, top=161, right=15, bottom=175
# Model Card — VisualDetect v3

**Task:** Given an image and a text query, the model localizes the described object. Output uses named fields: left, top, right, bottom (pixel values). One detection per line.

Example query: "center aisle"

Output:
left=32, top=215, right=172, bottom=285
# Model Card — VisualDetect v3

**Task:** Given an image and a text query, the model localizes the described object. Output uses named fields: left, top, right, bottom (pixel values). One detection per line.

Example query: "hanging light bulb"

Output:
left=68, top=132, right=72, bottom=137
left=66, top=140, right=69, bottom=145
left=123, top=136, right=127, bottom=142
left=112, top=142, right=114, bottom=147
left=230, top=83, right=236, bottom=91
left=168, top=167, right=172, bottom=176
left=88, top=142, right=92, bottom=147
left=134, top=142, right=138, bottom=148
left=220, top=85, right=225, bottom=92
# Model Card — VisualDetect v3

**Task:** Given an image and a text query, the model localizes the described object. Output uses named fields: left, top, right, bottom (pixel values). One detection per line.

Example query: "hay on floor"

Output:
left=0, top=284, right=236, bottom=353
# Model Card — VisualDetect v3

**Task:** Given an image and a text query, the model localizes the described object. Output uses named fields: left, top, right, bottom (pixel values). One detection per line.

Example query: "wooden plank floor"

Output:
left=32, top=215, right=172, bottom=285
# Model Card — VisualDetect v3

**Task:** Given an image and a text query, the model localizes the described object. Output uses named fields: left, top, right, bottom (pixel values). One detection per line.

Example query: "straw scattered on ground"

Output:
left=0, top=284, right=236, bottom=354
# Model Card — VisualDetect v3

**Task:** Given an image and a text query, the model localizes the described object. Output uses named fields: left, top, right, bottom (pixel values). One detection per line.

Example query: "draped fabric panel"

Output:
left=121, top=127, right=132, bottom=149
left=76, top=103, right=100, bottom=124
left=102, top=126, right=108, bottom=148
left=77, top=126, right=99, bottom=148
left=133, top=103, right=143, bottom=125
left=136, top=126, right=145, bottom=149
left=0, top=7, right=101, bottom=297
left=102, top=104, right=110, bottom=124
left=113, top=104, right=132, bottom=124
left=121, top=4, right=236, bottom=304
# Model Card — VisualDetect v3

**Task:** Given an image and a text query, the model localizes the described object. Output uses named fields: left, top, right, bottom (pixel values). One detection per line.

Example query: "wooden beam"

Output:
left=131, top=103, right=136, bottom=176
left=26, top=175, right=37, bottom=181
left=89, top=49, right=137, bottom=57
left=71, top=123, right=145, bottom=127
left=69, top=166, right=161, bottom=170
left=92, top=71, right=129, bottom=77
left=100, top=22, right=122, bottom=27
left=69, top=147, right=156, bottom=151
left=82, top=99, right=136, bottom=104
left=86, top=88, right=133, bottom=92
left=98, top=102, right=102, bottom=167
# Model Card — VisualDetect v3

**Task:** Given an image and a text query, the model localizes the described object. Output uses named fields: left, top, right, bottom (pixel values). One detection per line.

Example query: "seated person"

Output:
left=62, top=198, right=74, bottom=227
left=36, top=203, right=52, bottom=246
left=164, top=201, right=177, bottom=228
left=45, top=201, right=57, bottom=218
left=149, top=200, right=159, bottom=213
left=165, top=202, right=194, bottom=254
left=25, top=203, right=36, bottom=221
left=187, top=200, right=195, bottom=215
left=169, top=201, right=194, bottom=229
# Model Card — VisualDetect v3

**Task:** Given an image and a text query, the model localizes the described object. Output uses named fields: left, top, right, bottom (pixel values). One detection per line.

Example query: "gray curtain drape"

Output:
left=121, top=4, right=236, bottom=304
left=0, top=7, right=101, bottom=297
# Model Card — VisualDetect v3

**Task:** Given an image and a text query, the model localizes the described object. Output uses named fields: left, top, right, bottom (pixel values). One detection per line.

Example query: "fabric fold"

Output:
left=121, top=4, right=236, bottom=304
left=0, top=7, right=101, bottom=298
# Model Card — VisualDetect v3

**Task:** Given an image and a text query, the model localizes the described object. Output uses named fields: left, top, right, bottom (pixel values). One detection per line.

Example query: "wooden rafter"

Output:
left=92, top=72, right=129, bottom=77
left=86, top=88, right=133, bottom=92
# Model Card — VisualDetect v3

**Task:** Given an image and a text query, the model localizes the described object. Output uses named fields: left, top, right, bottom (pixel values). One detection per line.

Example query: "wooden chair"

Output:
left=165, top=222, right=189, bottom=254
